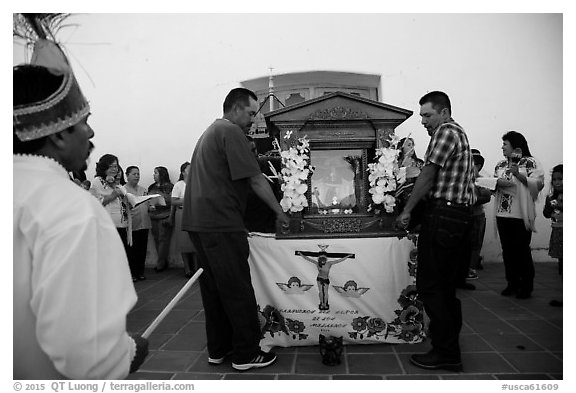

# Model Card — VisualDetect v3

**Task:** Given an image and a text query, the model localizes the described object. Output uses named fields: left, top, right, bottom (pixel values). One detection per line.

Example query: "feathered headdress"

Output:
left=13, top=13, right=90, bottom=142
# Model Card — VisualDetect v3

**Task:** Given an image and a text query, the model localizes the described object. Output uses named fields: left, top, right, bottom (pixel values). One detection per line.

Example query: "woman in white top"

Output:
left=171, top=162, right=196, bottom=278
left=90, top=154, right=131, bottom=260
left=125, top=166, right=152, bottom=281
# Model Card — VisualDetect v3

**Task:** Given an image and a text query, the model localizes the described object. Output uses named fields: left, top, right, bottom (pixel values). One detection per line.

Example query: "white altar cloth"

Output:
left=248, top=234, right=425, bottom=350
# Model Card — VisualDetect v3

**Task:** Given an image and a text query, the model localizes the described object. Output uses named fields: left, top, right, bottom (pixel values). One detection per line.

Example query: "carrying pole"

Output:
left=141, top=268, right=203, bottom=339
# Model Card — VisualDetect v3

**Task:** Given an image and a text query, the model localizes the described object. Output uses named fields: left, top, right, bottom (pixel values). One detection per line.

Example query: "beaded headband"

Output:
left=14, top=69, right=90, bottom=142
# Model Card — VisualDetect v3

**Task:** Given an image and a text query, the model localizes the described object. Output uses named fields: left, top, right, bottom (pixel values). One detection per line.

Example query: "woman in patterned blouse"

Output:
left=493, top=131, right=544, bottom=299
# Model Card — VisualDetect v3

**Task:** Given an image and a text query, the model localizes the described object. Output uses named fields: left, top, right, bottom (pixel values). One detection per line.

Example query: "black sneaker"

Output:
left=232, top=351, right=277, bottom=371
left=208, top=350, right=233, bottom=365
left=410, top=351, right=462, bottom=372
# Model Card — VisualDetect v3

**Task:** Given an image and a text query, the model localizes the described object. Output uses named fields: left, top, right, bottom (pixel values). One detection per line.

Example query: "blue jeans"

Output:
left=151, top=218, right=173, bottom=270
left=416, top=201, right=472, bottom=359
left=189, top=231, right=261, bottom=364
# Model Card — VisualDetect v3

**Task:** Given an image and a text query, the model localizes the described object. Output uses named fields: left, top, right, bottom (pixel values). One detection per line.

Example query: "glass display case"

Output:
left=309, top=149, right=364, bottom=214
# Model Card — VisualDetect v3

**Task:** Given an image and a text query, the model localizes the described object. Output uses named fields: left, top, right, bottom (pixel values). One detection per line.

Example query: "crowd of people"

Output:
left=13, top=48, right=561, bottom=378
left=82, top=155, right=198, bottom=281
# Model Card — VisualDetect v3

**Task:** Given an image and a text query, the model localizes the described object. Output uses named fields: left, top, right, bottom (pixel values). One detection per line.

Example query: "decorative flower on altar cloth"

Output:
left=278, top=136, right=314, bottom=213
left=349, top=316, right=388, bottom=340
left=367, top=133, right=403, bottom=213
left=351, top=317, right=368, bottom=332
left=399, top=305, right=422, bottom=333
left=259, top=305, right=289, bottom=337
left=366, top=317, right=387, bottom=334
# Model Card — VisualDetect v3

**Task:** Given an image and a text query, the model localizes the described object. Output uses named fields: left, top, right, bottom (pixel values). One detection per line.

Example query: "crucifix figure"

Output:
left=296, top=245, right=355, bottom=311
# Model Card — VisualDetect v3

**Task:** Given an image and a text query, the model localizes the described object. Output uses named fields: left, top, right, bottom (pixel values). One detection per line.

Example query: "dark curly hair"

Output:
left=95, top=154, right=119, bottom=179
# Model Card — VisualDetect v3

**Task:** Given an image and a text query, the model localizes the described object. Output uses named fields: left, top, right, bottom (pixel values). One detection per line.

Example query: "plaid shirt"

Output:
left=423, top=118, right=476, bottom=205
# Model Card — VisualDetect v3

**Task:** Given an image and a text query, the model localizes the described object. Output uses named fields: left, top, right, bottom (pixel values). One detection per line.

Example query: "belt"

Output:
left=427, top=199, right=471, bottom=210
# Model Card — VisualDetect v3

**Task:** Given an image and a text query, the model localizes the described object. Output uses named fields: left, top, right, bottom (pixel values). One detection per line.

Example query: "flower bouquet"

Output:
left=367, top=134, right=402, bottom=214
left=275, top=136, right=314, bottom=213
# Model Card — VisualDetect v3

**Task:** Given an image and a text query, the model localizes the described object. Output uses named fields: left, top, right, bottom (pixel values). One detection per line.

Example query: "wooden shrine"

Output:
left=265, top=91, right=413, bottom=239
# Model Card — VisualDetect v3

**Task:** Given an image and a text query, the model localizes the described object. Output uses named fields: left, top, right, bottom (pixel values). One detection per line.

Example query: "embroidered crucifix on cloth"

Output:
left=295, top=245, right=355, bottom=311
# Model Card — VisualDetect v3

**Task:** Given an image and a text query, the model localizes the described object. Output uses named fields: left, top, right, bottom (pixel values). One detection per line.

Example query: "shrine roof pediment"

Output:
left=264, top=91, right=413, bottom=123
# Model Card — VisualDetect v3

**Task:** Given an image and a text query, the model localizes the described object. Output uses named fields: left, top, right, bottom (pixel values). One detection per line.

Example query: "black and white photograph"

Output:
left=9, top=2, right=569, bottom=388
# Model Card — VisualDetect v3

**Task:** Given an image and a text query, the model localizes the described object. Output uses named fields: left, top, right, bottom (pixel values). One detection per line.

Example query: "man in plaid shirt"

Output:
left=395, top=91, right=476, bottom=372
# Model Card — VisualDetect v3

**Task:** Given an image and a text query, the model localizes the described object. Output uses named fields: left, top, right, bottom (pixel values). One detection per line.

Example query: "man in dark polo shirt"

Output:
left=182, top=88, right=289, bottom=371
left=395, top=91, right=476, bottom=372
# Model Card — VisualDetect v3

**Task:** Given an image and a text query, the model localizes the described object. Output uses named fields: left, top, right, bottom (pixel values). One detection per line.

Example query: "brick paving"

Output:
left=126, top=262, right=563, bottom=380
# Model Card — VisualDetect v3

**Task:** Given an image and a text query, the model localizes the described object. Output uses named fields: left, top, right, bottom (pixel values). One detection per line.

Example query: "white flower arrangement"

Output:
left=276, top=136, right=314, bottom=213
left=367, top=134, right=402, bottom=214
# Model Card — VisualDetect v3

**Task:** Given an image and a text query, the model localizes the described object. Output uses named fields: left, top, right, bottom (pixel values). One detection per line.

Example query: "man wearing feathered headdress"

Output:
left=13, top=14, right=148, bottom=379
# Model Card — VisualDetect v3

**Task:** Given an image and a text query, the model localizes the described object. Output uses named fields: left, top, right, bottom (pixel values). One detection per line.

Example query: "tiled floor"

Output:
left=126, top=262, right=563, bottom=380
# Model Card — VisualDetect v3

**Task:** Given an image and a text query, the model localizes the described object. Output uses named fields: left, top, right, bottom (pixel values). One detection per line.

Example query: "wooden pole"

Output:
left=141, top=268, right=203, bottom=339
